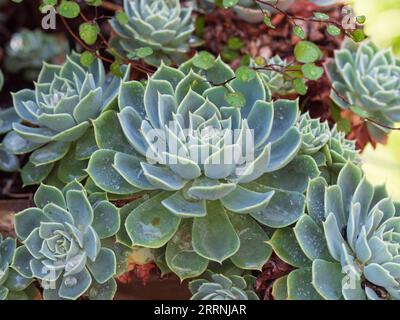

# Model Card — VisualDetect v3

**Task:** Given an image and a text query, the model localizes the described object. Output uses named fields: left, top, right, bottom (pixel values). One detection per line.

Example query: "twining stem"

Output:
left=255, top=0, right=353, bottom=37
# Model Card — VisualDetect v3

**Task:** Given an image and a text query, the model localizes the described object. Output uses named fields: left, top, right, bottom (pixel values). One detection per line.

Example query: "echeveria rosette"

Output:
left=88, top=55, right=309, bottom=280
left=110, top=0, right=200, bottom=67
left=189, top=272, right=259, bottom=300
left=12, top=182, right=120, bottom=300
left=326, top=40, right=400, bottom=143
left=255, top=55, right=296, bottom=96
left=291, top=162, right=400, bottom=300
left=1, top=52, right=129, bottom=186
left=0, top=235, right=35, bottom=300
left=297, top=113, right=331, bottom=156
left=5, top=29, right=69, bottom=81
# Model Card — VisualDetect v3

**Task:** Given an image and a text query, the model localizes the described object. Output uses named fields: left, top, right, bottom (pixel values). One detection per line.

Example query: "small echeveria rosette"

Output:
left=0, top=52, right=129, bottom=186
left=110, top=0, right=200, bottom=66
left=0, top=235, right=35, bottom=300
left=326, top=40, right=400, bottom=143
left=87, top=54, right=321, bottom=281
left=278, top=162, right=400, bottom=300
left=189, top=271, right=259, bottom=300
left=5, top=29, right=69, bottom=82
left=12, top=182, right=121, bottom=300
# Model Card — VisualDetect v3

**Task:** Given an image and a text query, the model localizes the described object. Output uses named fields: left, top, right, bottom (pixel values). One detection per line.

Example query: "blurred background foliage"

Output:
left=353, top=0, right=400, bottom=199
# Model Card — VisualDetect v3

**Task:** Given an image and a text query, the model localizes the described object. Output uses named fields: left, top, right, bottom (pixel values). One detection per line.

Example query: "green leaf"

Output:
left=87, top=278, right=117, bottom=300
left=79, top=22, right=99, bottom=46
left=294, top=41, right=323, bottom=64
left=21, top=162, right=54, bottom=186
left=272, top=276, right=288, bottom=300
left=193, top=51, right=216, bottom=70
left=165, top=220, right=208, bottom=281
left=356, top=15, right=366, bottom=24
left=43, top=0, right=57, bottom=5
left=269, top=228, right=311, bottom=268
left=313, top=12, right=330, bottom=21
left=135, top=47, right=154, bottom=58
left=327, top=24, right=341, bottom=37
left=301, top=63, right=324, bottom=80
left=57, top=0, right=80, bottom=19
left=263, top=15, right=275, bottom=29
left=293, top=78, right=308, bottom=95
left=80, top=51, right=95, bottom=67
left=229, top=213, right=272, bottom=271
left=125, top=192, right=181, bottom=248
left=312, top=259, right=343, bottom=300
left=351, top=29, right=366, bottom=43
left=116, top=11, right=129, bottom=25
left=227, top=37, right=244, bottom=50
left=223, top=0, right=239, bottom=8
left=110, top=60, right=123, bottom=78
left=192, top=201, right=240, bottom=263
left=34, top=184, right=66, bottom=209
left=224, top=92, right=246, bottom=108
left=287, top=268, right=323, bottom=300
left=293, top=26, right=306, bottom=40
left=57, top=147, right=87, bottom=183
left=235, top=66, right=256, bottom=82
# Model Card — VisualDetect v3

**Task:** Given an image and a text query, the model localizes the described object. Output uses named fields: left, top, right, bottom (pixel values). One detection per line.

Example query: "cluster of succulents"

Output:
left=327, top=40, right=400, bottom=143
left=110, top=0, right=201, bottom=66
left=1, top=0, right=400, bottom=302
left=270, top=162, right=400, bottom=300
left=0, top=52, right=129, bottom=186
left=85, top=54, right=321, bottom=281
left=5, top=29, right=69, bottom=81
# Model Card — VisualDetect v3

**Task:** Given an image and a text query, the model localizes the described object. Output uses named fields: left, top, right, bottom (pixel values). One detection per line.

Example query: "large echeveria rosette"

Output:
left=87, top=55, right=311, bottom=280
left=0, top=52, right=129, bottom=186
left=12, top=182, right=121, bottom=300
left=110, top=0, right=199, bottom=66
left=326, top=40, right=400, bottom=143
left=277, top=163, right=400, bottom=300
left=0, top=235, right=35, bottom=300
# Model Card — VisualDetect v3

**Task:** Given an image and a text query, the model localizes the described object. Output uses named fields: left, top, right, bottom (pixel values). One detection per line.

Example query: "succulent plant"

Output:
left=326, top=40, right=400, bottom=143
left=297, top=113, right=331, bottom=155
left=110, top=0, right=200, bottom=67
left=295, top=112, right=359, bottom=183
left=87, top=54, right=311, bottom=280
left=0, top=235, right=35, bottom=300
left=289, top=162, right=400, bottom=300
left=12, top=182, right=120, bottom=300
left=5, top=29, right=69, bottom=81
left=189, top=272, right=259, bottom=300
left=0, top=52, right=129, bottom=186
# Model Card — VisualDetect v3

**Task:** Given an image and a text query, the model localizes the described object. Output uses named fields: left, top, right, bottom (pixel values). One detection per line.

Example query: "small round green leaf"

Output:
left=313, top=12, right=329, bottom=21
left=79, top=22, right=99, bottom=46
left=116, top=11, right=129, bottom=25
left=294, top=41, right=323, bottom=64
left=224, top=92, right=246, bottom=108
left=193, top=51, right=216, bottom=70
left=223, top=0, right=239, bottom=8
left=293, top=78, right=308, bottom=95
left=57, top=0, right=80, bottom=19
left=235, top=66, right=256, bottom=82
left=80, top=51, right=95, bottom=67
left=301, top=63, right=324, bottom=80
left=293, top=26, right=306, bottom=40
left=327, top=24, right=341, bottom=37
